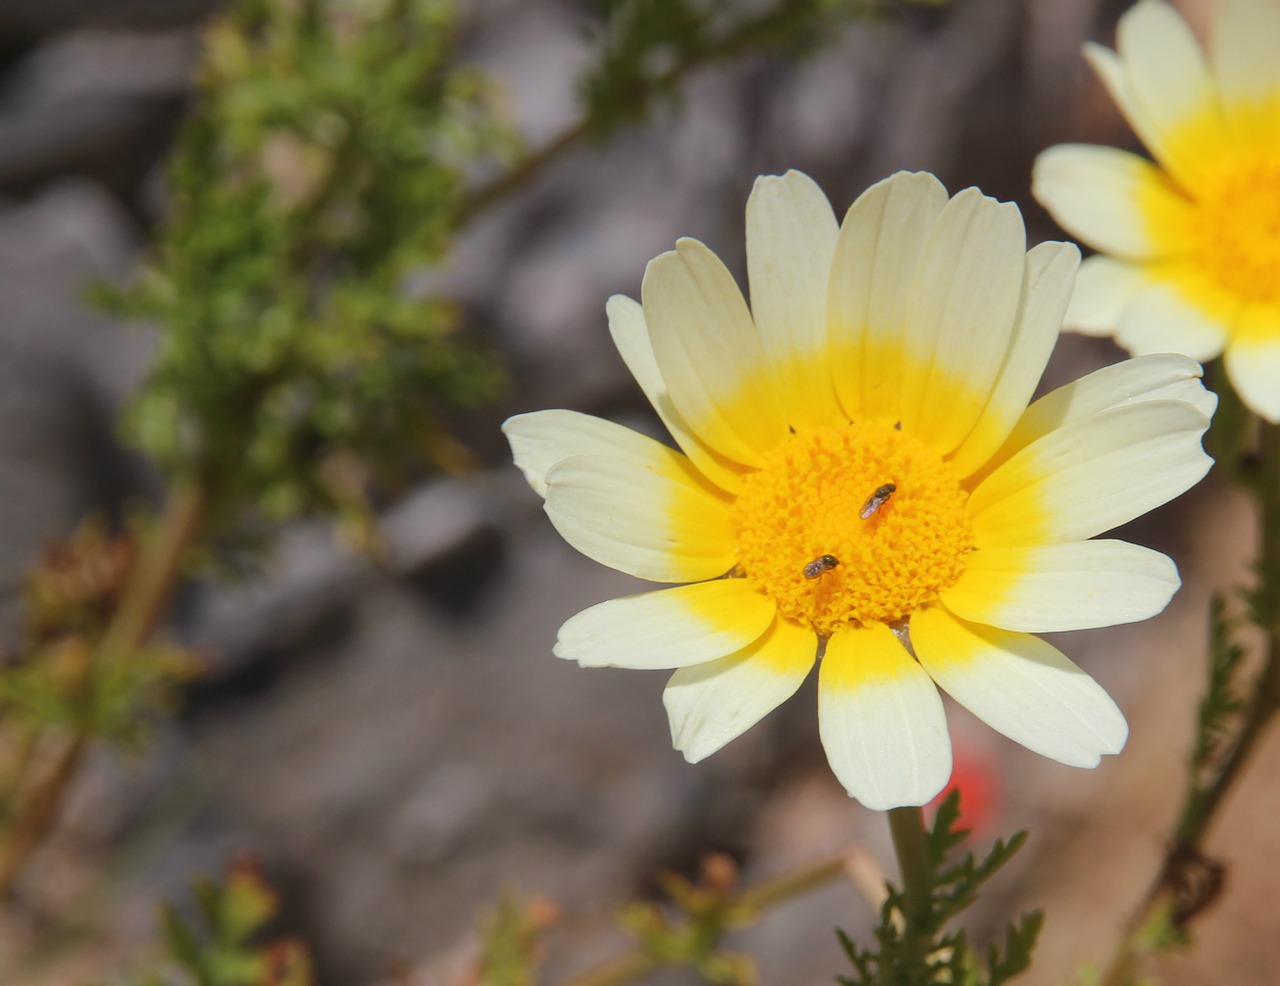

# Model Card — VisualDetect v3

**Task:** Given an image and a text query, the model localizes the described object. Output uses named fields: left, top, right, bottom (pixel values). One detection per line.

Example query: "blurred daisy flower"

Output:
left=504, top=170, right=1215, bottom=810
left=1034, top=0, right=1280, bottom=421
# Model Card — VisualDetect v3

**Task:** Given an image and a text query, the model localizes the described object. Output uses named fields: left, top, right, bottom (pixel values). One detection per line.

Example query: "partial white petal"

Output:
left=1212, top=0, right=1280, bottom=138
left=1116, top=281, right=1231, bottom=361
left=504, top=409, right=658, bottom=499
left=969, top=400, right=1213, bottom=547
left=1114, top=0, right=1231, bottom=188
left=818, top=622, right=952, bottom=810
left=555, top=580, right=776, bottom=669
left=607, top=294, right=746, bottom=494
left=985, top=354, right=1216, bottom=481
left=1032, top=144, right=1191, bottom=260
left=642, top=240, right=788, bottom=465
left=1064, top=255, right=1148, bottom=334
left=746, top=170, right=842, bottom=430
left=827, top=171, right=950, bottom=423
left=948, top=241, right=1080, bottom=479
left=912, top=606, right=1128, bottom=768
left=545, top=452, right=734, bottom=582
left=939, top=541, right=1180, bottom=633
left=1224, top=317, right=1280, bottom=423
left=664, top=617, right=816, bottom=763
left=901, top=188, right=1027, bottom=455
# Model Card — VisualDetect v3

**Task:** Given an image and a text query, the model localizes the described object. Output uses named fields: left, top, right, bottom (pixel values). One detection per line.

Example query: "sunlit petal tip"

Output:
left=641, top=236, right=787, bottom=465
left=971, top=399, right=1214, bottom=547
left=940, top=541, right=1182, bottom=634
left=745, top=168, right=841, bottom=429
left=504, top=409, right=653, bottom=499
left=912, top=608, right=1129, bottom=768
left=544, top=451, right=735, bottom=583
left=819, top=625, right=953, bottom=810
left=1225, top=336, right=1280, bottom=423
left=553, top=581, right=776, bottom=670
left=662, top=618, right=816, bottom=763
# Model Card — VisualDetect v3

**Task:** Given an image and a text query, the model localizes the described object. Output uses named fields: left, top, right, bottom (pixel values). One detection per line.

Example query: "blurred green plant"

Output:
left=0, top=521, right=200, bottom=896
left=468, top=892, right=562, bottom=986
left=95, top=0, right=518, bottom=533
left=116, top=857, right=313, bottom=986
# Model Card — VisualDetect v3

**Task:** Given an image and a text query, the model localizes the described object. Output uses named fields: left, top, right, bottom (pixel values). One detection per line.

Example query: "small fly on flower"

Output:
left=859, top=483, right=896, bottom=520
left=803, top=554, right=839, bottom=580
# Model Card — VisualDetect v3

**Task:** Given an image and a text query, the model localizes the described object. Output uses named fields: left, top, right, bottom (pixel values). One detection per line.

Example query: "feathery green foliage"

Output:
left=96, top=0, right=517, bottom=534
left=837, top=794, right=1040, bottom=986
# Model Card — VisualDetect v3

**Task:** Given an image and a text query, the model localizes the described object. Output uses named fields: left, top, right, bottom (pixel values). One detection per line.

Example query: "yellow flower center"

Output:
left=730, top=422, right=974, bottom=636
left=1191, top=156, right=1280, bottom=306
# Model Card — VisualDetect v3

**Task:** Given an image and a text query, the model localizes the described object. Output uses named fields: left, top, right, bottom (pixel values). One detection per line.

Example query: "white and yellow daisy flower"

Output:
left=504, top=170, right=1215, bottom=810
left=1033, top=0, right=1280, bottom=421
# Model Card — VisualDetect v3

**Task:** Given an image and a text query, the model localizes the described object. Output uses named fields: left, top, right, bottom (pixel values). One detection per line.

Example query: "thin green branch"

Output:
left=456, top=0, right=881, bottom=227
left=0, top=481, right=205, bottom=901
left=1100, top=420, right=1280, bottom=986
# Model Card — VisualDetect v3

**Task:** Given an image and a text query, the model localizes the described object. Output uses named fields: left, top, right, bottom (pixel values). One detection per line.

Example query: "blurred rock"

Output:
left=0, top=180, right=150, bottom=632
left=0, top=29, right=198, bottom=196
left=0, top=0, right=217, bottom=39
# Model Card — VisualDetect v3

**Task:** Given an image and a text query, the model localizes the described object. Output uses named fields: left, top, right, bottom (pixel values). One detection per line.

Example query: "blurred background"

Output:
left=0, top=0, right=1276, bottom=983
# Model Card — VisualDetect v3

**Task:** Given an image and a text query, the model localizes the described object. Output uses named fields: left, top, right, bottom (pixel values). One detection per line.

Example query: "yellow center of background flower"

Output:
left=730, top=422, right=974, bottom=636
left=1191, top=156, right=1280, bottom=307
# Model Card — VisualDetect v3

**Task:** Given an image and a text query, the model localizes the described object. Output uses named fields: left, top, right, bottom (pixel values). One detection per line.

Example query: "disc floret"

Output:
left=731, top=422, right=974, bottom=635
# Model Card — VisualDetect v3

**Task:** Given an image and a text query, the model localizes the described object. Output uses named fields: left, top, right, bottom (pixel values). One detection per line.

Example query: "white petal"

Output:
left=504, top=409, right=660, bottom=499
left=555, top=580, right=776, bottom=669
left=939, top=541, right=1180, bottom=633
left=827, top=171, right=950, bottom=423
left=948, top=241, right=1080, bottom=479
left=607, top=294, right=746, bottom=494
left=1113, top=0, right=1231, bottom=189
left=969, top=400, right=1213, bottom=548
left=664, top=617, right=816, bottom=763
left=545, top=452, right=734, bottom=582
left=1116, top=281, right=1231, bottom=361
left=901, top=188, right=1027, bottom=455
left=912, top=606, right=1128, bottom=768
left=1064, top=255, right=1148, bottom=334
left=642, top=240, right=788, bottom=465
left=1212, top=0, right=1280, bottom=139
left=746, top=170, right=842, bottom=430
left=1224, top=318, right=1280, bottom=422
left=984, top=353, right=1217, bottom=481
left=1032, top=144, right=1191, bottom=260
left=818, top=622, right=952, bottom=810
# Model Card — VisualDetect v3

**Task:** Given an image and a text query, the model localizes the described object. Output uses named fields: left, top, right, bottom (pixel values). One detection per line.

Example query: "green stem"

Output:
left=1100, top=421, right=1280, bottom=986
left=0, top=480, right=206, bottom=901
left=887, top=806, right=933, bottom=971
left=1178, top=419, right=1280, bottom=845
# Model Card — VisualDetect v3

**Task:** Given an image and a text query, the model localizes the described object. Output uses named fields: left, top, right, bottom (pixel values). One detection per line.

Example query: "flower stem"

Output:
left=887, top=806, right=933, bottom=970
left=1100, top=420, right=1280, bottom=985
